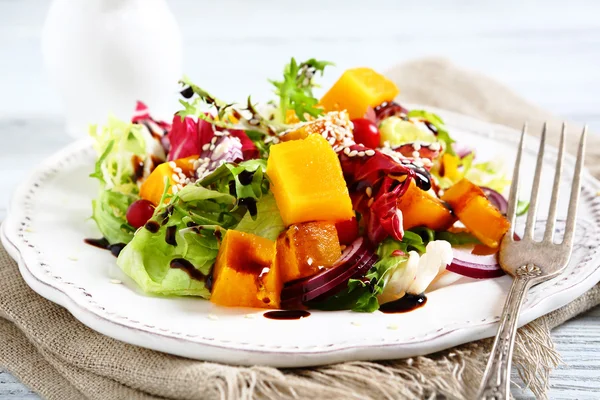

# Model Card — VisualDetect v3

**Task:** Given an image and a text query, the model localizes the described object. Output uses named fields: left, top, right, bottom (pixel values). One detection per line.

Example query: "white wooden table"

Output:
left=1, top=0, right=599, bottom=398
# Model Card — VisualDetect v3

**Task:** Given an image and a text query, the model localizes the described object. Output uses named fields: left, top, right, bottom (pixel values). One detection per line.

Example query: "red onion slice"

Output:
left=447, top=247, right=505, bottom=279
left=281, top=238, right=367, bottom=298
left=481, top=187, right=508, bottom=215
left=280, top=238, right=378, bottom=308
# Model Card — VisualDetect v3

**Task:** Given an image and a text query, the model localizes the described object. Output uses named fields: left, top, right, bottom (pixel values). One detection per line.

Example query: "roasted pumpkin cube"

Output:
left=276, top=221, right=342, bottom=283
left=140, top=156, right=198, bottom=205
left=441, top=178, right=485, bottom=211
left=441, top=178, right=510, bottom=248
left=396, top=180, right=456, bottom=231
left=319, top=68, right=399, bottom=119
left=266, top=134, right=354, bottom=226
left=210, top=230, right=280, bottom=309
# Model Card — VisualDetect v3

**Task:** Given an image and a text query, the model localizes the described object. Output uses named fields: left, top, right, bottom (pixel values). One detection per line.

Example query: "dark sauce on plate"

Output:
left=84, top=238, right=126, bottom=258
left=379, top=294, right=427, bottom=314
left=263, top=310, right=311, bottom=320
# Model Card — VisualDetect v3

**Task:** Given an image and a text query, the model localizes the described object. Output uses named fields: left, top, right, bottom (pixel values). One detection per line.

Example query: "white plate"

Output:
left=3, top=108, right=600, bottom=367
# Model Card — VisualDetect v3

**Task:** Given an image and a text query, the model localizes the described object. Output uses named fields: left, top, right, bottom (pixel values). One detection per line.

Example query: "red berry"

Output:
left=335, top=217, right=359, bottom=245
left=351, top=118, right=381, bottom=149
left=126, top=199, right=155, bottom=228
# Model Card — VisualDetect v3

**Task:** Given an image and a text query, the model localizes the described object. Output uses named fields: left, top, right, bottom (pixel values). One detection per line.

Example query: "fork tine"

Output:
left=543, top=123, right=566, bottom=242
left=563, top=126, right=587, bottom=246
left=506, top=124, right=527, bottom=239
left=524, top=123, right=547, bottom=239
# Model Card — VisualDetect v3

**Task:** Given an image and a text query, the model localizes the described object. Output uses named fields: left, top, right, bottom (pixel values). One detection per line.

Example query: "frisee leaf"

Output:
left=270, top=57, right=333, bottom=122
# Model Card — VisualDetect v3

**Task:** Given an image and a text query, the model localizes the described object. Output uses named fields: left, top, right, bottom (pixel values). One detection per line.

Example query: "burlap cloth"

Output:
left=1, top=58, right=600, bottom=400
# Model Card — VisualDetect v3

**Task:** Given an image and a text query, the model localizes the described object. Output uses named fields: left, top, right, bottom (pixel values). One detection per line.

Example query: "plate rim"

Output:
left=3, top=107, right=600, bottom=366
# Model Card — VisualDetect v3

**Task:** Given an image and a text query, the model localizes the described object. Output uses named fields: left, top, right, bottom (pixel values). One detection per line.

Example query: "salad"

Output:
left=88, top=58, right=519, bottom=313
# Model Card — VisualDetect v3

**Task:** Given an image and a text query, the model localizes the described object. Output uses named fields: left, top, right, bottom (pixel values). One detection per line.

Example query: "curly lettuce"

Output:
left=89, top=117, right=147, bottom=244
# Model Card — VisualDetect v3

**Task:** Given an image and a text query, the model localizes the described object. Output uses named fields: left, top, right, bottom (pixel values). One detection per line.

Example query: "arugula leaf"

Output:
left=270, top=57, right=333, bottom=122
left=434, top=231, right=481, bottom=246
left=407, top=110, right=456, bottom=156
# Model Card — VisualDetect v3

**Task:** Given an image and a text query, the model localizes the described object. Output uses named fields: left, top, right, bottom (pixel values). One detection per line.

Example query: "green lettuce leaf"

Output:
left=116, top=184, right=242, bottom=297
left=91, top=190, right=137, bottom=244
left=235, top=193, right=285, bottom=241
left=407, top=110, right=456, bottom=156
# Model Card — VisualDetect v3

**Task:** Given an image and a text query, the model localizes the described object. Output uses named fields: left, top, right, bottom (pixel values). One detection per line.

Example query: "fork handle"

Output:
left=477, top=269, right=536, bottom=399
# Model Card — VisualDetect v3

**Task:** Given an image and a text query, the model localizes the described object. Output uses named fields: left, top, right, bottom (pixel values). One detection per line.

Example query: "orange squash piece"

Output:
left=396, top=180, right=456, bottom=231
left=210, top=230, right=281, bottom=309
left=441, top=178, right=510, bottom=248
left=266, top=134, right=354, bottom=226
left=276, top=221, right=342, bottom=283
left=139, top=156, right=198, bottom=205
left=440, top=178, right=484, bottom=208
left=319, top=68, right=399, bottom=119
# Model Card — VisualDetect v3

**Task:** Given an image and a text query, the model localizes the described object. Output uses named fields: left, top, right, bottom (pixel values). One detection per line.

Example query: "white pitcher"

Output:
left=42, top=0, right=183, bottom=138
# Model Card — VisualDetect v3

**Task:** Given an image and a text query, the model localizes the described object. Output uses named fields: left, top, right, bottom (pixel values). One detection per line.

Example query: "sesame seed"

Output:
left=207, top=314, right=219, bottom=320
left=210, top=136, right=218, bottom=144
left=272, top=137, right=280, bottom=144
left=307, top=257, right=313, bottom=266
left=366, top=187, right=373, bottom=197
left=168, top=161, right=176, bottom=169
left=413, top=160, right=424, bottom=168
left=318, top=265, right=324, bottom=270
left=429, top=142, right=441, bottom=151
left=174, top=167, right=182, bottom=173
left=321, top=131, right=328, bottom=138
left=349, top=150, right=358, bottom=157
left=358, top=151, right=365, bottom=157
left=343, top=147, right=351, bottom=155
left=171, top=174, right=180, bottom=183
left=412, top=151, right=420, bottom=158
left=368, top=198, right=374, bottom=207
left=188, top=159, right=195, bottom=164
left=172, top=185, right=179, bottom=194
left=202, top=143, right=210, bottom=151
left=209, top=144, right=216, bottom=151
left=413, top=143, right=422, bottom=151
left=110, top=279, right=122, bottom=284
left=365, top=149, right=376, bottom=156
left=328, top=137, right=336, bottom=145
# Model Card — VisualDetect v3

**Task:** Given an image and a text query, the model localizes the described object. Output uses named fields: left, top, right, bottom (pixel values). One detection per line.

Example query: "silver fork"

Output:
left=476, top=123, right=587, bottom=400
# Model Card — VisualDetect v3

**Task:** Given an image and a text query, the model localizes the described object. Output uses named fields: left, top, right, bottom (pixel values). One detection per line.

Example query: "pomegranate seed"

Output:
left=126, top=199, right=155, bottom=228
